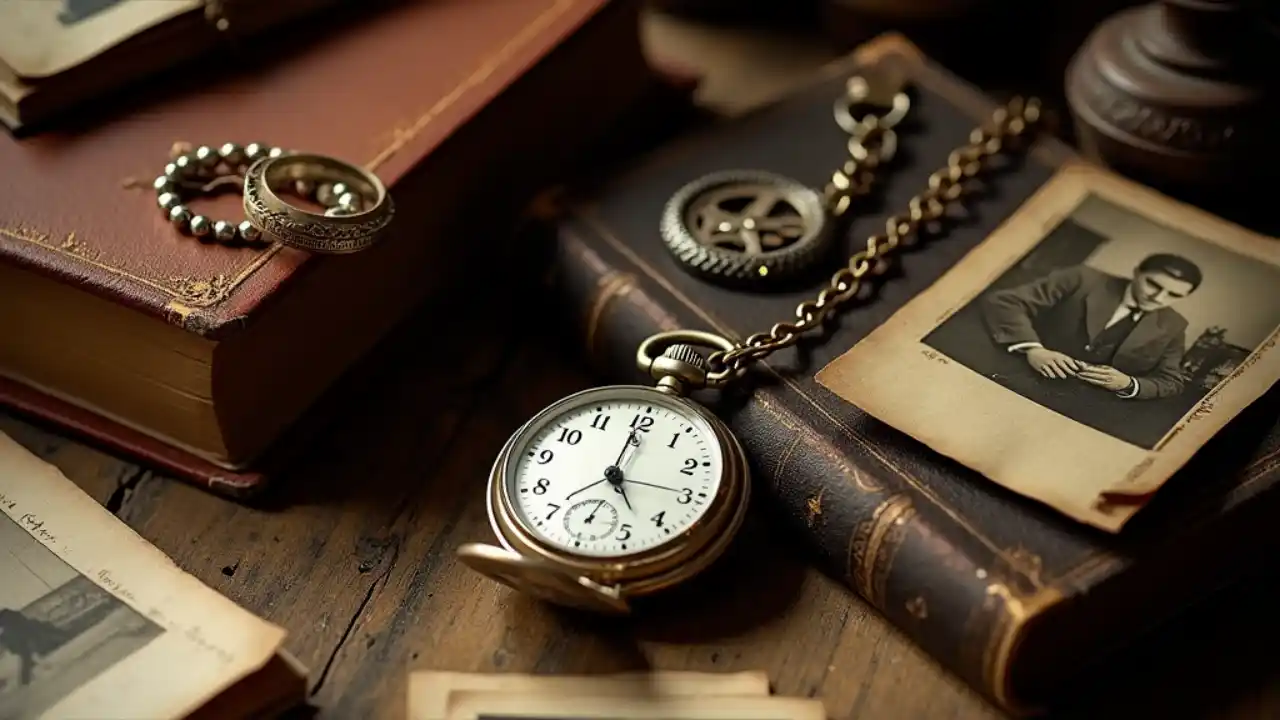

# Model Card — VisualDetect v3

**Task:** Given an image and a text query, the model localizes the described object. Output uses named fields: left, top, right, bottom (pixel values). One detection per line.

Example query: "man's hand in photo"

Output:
left=1025, top=347, right=1082, bottom=379
left=1076, top=364, right=1134, bottom=392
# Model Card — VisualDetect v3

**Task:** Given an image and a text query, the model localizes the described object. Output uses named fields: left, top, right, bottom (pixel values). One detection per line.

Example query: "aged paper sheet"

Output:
left=816, top=162, right=1280, bottom=531
left=409, top=670, right=771, bottom=720
left=0, top=0, right=199, bottom=78
left=443, top=690, right=825, bottom=720
left=0, top=431, right=286, bottom=719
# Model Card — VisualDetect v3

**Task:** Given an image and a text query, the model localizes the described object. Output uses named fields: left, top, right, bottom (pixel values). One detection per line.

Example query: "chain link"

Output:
left=705, top=96, right=1043, bottom=383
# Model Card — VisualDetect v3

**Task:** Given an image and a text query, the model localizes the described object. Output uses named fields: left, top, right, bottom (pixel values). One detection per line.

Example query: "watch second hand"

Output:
left=624, top=480, right=683, bottom=493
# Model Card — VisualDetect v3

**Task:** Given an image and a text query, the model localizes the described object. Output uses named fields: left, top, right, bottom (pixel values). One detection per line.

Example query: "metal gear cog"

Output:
left=660, top=169, right=832, bottom=288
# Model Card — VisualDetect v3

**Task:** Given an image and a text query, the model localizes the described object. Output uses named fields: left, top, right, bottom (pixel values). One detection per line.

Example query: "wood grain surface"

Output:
left=4, top=10, right=1280, bottom=720
left=8, top=278, right=1280, bottom=720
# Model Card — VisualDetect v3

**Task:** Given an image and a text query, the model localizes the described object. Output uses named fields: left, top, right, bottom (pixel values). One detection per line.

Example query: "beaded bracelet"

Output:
left=154, top=142, right=386, bottom=251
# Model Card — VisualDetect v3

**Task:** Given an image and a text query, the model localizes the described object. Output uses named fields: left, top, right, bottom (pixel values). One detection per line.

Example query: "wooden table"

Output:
left=5, top=10, right=1280, bottom=720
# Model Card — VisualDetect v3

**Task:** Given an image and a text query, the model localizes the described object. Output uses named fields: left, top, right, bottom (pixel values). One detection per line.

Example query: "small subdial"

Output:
left=562, top=499, right=619, bottom=542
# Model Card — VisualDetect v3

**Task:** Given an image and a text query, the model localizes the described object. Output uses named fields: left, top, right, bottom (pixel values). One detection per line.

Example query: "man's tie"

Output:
left=1091, top=306, right=1142, bottom=351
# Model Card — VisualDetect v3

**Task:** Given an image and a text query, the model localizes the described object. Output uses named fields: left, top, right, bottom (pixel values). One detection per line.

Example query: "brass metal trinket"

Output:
left=659, top=71, right=911, bottom=289
left=154, top=142, right=393, bottom=253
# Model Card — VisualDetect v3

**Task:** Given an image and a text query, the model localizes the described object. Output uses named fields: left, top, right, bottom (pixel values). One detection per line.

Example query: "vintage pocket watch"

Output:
left=456, top=331, right=751, bottom=614
left=458, top=74, right=1046, bottom=614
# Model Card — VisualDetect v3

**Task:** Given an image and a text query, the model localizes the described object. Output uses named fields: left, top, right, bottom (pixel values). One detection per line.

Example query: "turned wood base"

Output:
left=1065, top=3, right=1275, bottom=200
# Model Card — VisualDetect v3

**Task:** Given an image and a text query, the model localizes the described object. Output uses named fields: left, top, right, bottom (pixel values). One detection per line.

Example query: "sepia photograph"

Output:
left=923, top=192, right=1280, bottom=450
left=0, top=430, right=294, bottom=719
left=0, top=512, right=164, bottom=720
left=815, top=163, right=1280, bottom=531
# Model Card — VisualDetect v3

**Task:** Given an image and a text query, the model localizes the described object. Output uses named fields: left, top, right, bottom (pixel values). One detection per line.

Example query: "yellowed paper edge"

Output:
left=443, top=690, right=825, bottom=720
left=815, top=161, right=1280, bottom=532
left=0, top=431, right=287, bottom=719
left=0, top=1, right=200, bottom=78
left=409, top=670, right=772, bottom=720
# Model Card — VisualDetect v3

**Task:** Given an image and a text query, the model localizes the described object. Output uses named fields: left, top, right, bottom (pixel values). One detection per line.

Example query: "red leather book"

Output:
left=542, top=34, right=1280, bottom=715
left=0, top=0, right=662, bottom=498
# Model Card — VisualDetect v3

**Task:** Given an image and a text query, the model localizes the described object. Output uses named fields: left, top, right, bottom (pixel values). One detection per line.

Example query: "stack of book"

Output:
left=0, top=0, right=667, bottom=497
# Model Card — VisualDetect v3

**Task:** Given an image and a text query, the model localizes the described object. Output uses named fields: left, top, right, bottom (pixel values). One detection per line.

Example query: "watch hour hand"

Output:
left=611, top=429, right=639, bottom=469
left=612, top=482, right=633, bottom=512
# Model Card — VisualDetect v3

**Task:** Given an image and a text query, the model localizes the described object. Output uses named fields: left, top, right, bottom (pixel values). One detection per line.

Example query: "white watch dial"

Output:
left=506, top=393, right=724, bottom=558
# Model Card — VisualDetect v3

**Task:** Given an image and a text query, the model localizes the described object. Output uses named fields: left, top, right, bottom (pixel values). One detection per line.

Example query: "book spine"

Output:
left=548, top=218, right=1038, bottom=714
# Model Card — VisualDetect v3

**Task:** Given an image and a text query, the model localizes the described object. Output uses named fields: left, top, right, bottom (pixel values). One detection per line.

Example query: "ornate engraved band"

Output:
left=242, top=152, right=394, bottom=254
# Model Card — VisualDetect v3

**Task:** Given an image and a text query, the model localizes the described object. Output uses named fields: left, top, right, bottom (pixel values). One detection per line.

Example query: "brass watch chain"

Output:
left=703, top=95, right=1043, bottom=382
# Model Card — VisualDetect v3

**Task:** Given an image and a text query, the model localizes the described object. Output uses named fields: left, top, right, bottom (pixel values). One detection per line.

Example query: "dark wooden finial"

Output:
left=1065, top=0, right=1278, bottom=203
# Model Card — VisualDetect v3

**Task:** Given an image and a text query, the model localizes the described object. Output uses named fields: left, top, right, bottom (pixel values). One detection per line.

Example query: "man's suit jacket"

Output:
left=980, top=265, right=1189, bottom=399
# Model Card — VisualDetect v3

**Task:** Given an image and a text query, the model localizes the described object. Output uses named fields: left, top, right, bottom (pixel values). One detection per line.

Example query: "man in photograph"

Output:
left=0, top=606, right=72, bottom=686
left=980, top=253, right=1201, bottom=400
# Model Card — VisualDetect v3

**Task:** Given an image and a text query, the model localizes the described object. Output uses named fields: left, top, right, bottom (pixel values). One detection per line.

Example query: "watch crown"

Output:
left=649, top=343, right=709, bottom=394
left=661, top=343, right=707, bottom=371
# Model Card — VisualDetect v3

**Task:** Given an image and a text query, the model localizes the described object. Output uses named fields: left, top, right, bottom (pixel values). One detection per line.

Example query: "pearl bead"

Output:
left=315, top=183, right=337, bottom=206
left=267, top=147, right=285, bottom=159
left=157, top=192, right=180, bottom=211
left=189, top=215, right=212, bottom=237
left=218, top=143, right=244, bottom=165
left=244, top=143, right=266, bottom=160
left=237, top=221, right=262, bottom=243
left=168, top=205, right=192, bottom=228
left=294, top=179, right=317, bottom=198
left=174, top=155, right=194, bottom=172
left=194, top=145, right=218, bottom=167
left=163, top=162, right=179, bottom=177
left=213, top=220, right=237, bottom=243
left=337, top=192, right=362, bottom=213
left=153, top=175, right=174, bottom=193
left=330, top=182, right=350, bottom=198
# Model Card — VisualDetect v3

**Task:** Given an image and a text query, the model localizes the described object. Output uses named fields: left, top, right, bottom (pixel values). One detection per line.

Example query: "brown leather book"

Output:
left=0, top=0, right=660, bottom=498
left=542, top=34, right=1280, bottom=715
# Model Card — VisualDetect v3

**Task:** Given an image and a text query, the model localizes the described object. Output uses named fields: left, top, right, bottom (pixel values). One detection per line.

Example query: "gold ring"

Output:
left=242, top=152, right=394, bottom=254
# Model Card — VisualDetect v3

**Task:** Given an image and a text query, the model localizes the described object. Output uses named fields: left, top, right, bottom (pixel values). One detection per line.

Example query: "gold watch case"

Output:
left=456, top=383, right=751, bottom=615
